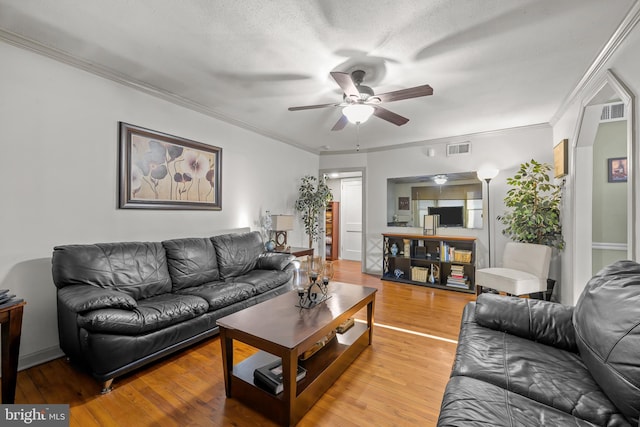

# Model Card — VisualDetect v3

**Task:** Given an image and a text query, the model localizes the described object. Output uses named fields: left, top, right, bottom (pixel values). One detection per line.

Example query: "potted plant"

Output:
left=497, top=160, right=564, bottom=300
left=497, top=159, right=564, bottom=250
left=294, top=175, right=333, bottom=249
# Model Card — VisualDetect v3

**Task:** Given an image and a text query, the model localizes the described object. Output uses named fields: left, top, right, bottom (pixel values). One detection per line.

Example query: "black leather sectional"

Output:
left=52, top=231, right=295, bottom=392
left=438, top=260, right=640, bottom=426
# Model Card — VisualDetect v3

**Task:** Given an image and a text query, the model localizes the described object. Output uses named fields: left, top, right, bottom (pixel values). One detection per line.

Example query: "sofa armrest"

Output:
left=475, top=293, right=577, bottom=352
left=256, top=252, right=295, bottom=270
left=57, top=285, right=137, bottom=313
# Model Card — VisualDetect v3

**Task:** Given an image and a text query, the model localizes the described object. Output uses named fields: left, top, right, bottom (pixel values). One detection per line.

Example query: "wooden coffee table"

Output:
left=217, top=282, right=376, bottom=426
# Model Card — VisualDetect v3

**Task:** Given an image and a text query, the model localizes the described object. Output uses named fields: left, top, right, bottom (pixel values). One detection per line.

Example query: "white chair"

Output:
left=476, top=242, right=552, bottom=298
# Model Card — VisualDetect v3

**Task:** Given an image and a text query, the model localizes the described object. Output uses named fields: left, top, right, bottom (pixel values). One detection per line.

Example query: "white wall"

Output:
left=321, top=125, right=554, bottom=276
left=553, top=22, right=640, bottom=304
left=0, top=41, right=318, bottom=368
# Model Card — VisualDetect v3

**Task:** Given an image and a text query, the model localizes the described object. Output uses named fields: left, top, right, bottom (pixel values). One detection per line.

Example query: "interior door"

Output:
left=341, top=178, right=362, bottom=261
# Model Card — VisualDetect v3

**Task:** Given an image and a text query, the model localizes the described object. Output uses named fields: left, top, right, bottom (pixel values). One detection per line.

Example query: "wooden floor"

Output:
left=13, top=260, right=475, bottom=426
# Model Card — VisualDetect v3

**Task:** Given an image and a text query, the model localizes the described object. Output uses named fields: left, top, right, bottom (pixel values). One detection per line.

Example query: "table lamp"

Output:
left=271, top=215, right=294, bottom=251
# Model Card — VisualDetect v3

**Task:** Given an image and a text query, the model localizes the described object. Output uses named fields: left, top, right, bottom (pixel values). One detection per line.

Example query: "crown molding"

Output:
left=550, top=1, right=640, bottom=125
left=320, top=122, right=550, bottom=155
left=0, top=28, right=318, bottom=155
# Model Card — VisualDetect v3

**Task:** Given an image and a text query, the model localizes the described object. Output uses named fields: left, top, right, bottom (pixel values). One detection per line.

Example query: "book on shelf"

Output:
left=447, top=283, right=469, bottom=289
left=439, top=242, right=458, bottom=262
left=446, top=279, right=469, bottom=289
left=253, top=359, right=307, bottom=395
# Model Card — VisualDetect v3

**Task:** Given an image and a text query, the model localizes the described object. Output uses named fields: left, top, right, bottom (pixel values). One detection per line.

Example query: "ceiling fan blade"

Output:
left=331, top=115, right=348, bottom=131
left=374, top=85, right=433, bottom=103
left=330, top=72, right=360, bottom=98
left=373, top=106, right=409, bottom=126
left=288, top=102, right=339, bottom=111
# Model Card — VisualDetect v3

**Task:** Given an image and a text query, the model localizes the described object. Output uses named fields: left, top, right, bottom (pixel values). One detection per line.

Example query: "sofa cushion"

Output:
left=162, top=237, right=220, bottom=290
left=256, top=252, right=295, bottom=270
left=77, top=293, right=208, bottom=335
left=175, top=281, right=256, bottom=311
left=438, top=376, right=628, bottom=427
left=475, top=293, right=577, bottom=353
left=58, top=285, right=138, bottom=312
left=452, top=317, right=625, bottom=426
left=231, top=269, right=292, bottom=294
left=212, top=231, right=264, bottom=279
left=52, top=242, right=172, bottom=300
left=574, top=260, right=640, bottom=425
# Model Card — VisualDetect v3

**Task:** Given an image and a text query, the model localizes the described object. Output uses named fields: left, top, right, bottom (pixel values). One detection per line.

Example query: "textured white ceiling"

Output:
left=0, top=0, right=636, bottom=153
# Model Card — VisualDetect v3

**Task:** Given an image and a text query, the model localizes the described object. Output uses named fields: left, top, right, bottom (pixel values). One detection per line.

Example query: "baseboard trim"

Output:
left=18, top=346, right=65, bottom=371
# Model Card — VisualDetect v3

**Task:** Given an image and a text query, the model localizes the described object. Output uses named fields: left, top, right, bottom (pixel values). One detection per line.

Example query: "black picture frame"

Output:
left=607, top=157, right=627, bottom=183
left=118, top=122, right=222, bottom=210
left=398, top=197, right=410, bottom=210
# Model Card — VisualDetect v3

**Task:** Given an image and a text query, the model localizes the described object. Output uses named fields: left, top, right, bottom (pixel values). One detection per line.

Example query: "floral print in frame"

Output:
left=119, top=122, right=222, bottom=210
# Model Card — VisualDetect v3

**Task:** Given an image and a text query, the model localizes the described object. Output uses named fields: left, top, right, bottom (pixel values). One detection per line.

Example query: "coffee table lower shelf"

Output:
left=230, top=322, right=369, bottom=424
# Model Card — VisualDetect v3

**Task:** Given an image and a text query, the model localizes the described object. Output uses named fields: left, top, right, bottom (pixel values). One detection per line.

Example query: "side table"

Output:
left=0, top=301, right=26, bottom=403
left=277, top=246, right=315, bottom=269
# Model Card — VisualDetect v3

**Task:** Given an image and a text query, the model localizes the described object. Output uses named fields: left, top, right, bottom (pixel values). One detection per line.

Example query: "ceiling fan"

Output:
left=288, top=70, right=433, bottom=131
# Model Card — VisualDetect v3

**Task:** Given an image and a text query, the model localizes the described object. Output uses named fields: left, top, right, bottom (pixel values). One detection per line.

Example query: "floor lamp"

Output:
left=477, top=169, right=499, bottom=267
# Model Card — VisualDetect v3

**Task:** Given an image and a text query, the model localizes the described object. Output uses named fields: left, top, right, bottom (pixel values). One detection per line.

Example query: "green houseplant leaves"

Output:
left=294, top=175, right=333, bottom=249
left=497, top=160, right=565, bottom=250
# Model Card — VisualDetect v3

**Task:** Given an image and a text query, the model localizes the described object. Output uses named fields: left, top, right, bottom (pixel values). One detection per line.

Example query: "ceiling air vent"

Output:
left=600, top=102, right=625, bottom=122
left=446, top=142, right=471, bottom=156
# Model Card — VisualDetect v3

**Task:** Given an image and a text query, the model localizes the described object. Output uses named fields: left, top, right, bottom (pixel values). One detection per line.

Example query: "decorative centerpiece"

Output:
left=260, top=210, right=276, bottom=251
left=296, top=271, right=331, bottom=309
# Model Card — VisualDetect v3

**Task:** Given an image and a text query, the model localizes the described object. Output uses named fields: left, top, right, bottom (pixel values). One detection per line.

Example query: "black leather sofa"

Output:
left=438, top=260, right=640, bottom=426
left=52, top=231, right=295, bottom=392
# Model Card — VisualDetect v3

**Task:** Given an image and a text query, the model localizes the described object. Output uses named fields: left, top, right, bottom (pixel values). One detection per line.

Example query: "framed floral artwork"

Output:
left=118, top=122, right=222, bottom=210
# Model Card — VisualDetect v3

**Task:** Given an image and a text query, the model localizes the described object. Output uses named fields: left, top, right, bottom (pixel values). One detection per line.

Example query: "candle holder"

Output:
left=296, top=271, right=331, bottom=309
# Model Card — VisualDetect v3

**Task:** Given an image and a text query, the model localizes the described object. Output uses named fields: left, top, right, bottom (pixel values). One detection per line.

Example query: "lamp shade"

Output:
left=477, top=168, right=499, bottom=181
left=343, top=104, right=374, bottom=124
left=271, top=215, right=294, bottom=231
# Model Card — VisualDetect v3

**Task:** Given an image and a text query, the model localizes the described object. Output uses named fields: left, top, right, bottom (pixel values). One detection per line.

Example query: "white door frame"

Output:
left=320, top=167, right=366, bottom=272
left=570, top=70, right=635, bottom=304
left=340, top=177, right=363, bottom=261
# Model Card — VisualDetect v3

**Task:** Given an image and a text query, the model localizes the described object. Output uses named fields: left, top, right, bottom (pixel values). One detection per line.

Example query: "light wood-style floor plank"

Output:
left=13, top=260, right=474, bottom=426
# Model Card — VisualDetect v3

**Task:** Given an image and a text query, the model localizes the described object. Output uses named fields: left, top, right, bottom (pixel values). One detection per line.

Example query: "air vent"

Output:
left=600, top=102, right=625, bottom=122
left=446, top=142, right=471, bottom=156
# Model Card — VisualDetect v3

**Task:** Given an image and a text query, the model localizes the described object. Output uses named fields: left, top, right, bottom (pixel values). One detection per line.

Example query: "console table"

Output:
left=1, top=301, right=26, bottom=403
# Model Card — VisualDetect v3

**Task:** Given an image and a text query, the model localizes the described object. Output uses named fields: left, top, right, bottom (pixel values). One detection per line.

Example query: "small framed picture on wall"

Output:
left=398, top=197, right=410, bottom=210
left=608, top=157, right=627, bottom=183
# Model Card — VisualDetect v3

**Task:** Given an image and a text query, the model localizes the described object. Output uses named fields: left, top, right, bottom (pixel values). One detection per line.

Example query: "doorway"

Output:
left=341, top=177, right=363, bottom=261
left=321, top=168, right=365, bottom=270
left=572, top=70, right=635, bottom=304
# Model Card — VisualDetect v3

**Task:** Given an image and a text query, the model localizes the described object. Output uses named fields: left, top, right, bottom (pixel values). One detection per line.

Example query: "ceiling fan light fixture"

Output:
left=343, top=104, right=374, bottom=124
left=433, top=175, right=448, bottom=185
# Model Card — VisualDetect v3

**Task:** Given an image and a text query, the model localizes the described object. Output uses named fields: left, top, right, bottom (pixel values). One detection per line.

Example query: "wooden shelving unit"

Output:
left=325, top=202, right=339, bottom=260
left=382, top=233, right=477, bottom=294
